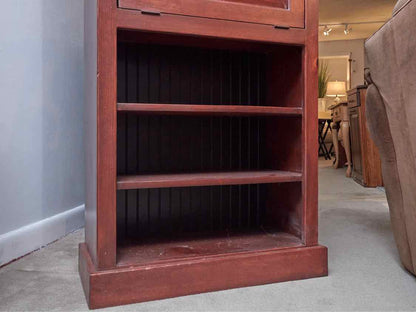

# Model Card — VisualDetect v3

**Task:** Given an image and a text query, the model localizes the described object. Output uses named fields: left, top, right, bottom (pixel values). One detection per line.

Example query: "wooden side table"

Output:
left=329, top=102, right=352, bottom=177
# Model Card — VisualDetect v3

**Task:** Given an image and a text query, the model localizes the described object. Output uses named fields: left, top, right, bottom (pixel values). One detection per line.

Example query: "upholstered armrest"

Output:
left=365, top=70, right=415, bottom=275
left=365, top=0, right=416, bottom=275
left=393, top=0, right=412, bottom=15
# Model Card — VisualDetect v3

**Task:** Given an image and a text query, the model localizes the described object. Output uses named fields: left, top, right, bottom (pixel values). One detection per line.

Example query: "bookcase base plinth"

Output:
left=79, top=243, right=328, bottom=309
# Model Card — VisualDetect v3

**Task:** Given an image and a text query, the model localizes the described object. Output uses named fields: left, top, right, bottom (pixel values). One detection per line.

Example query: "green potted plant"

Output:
left=318, top=61, right=330, bottom=112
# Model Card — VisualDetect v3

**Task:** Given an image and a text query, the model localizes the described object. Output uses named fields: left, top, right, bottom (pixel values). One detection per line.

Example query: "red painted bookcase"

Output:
left=80, top=0, right=327, bottom=308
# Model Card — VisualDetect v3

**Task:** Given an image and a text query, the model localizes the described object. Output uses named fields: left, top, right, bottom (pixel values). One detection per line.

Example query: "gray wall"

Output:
left=319, top=39, right=366, bottom=89
left=0, top=0, right=84, bottom=236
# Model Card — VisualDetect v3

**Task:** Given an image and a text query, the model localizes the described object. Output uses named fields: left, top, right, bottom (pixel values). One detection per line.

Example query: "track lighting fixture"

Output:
left=323, top=25, right=332, bottom=36
left=344, top=24, right=352, bottom=35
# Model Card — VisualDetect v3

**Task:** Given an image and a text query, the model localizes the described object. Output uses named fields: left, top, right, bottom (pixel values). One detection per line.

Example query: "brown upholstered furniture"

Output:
left=365, top=0, right=416, bottom=275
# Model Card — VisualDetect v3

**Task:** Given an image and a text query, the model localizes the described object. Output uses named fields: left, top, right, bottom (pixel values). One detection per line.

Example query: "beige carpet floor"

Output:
left=1, top=159, right=415, bottom=311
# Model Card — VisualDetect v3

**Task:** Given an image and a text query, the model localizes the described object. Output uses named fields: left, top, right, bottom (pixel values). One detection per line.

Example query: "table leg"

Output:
left=318, top=121, right=325, bottom=157
left=318, top=120, right=331, bottom=160
left=327, top=120, right=334, bottom=156
left=331, top=122, right=339, bottom=168
left=341, top=120, right=352, bottom=177
left=322, top=121, right=331, bottom=160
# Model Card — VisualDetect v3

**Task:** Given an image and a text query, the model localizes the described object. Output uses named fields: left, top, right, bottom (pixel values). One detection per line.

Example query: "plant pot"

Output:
left=318, top=98, right=327, bottom=112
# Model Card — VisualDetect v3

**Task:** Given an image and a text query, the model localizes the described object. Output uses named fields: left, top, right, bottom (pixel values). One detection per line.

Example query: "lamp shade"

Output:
left=326, top=81, right=346, bottom=97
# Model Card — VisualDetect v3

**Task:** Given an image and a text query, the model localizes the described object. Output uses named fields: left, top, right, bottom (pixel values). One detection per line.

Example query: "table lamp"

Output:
left=327, top=81, right=346, bottom=104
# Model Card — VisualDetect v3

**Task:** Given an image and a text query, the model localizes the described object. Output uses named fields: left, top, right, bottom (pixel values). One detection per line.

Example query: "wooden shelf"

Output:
left=117, top=170, right=302, bottom=190
left=117, top=230, right=303, bottom=267
left=117, top=103, right=302, bottom=116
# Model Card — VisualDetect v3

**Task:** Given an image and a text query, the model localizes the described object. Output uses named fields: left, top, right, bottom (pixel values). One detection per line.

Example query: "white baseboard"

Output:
left=0, top=204, right=85, bottom=266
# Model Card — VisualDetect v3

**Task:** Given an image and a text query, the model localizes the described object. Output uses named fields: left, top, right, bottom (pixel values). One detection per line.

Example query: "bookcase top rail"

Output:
left=115, top=8, right=306, bottom=46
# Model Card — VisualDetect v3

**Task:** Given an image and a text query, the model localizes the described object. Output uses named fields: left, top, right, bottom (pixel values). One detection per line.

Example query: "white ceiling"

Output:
left=319, top=0, right=397, bottom=41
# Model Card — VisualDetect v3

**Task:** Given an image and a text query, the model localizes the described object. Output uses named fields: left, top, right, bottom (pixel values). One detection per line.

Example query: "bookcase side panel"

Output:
left=96, top=0, right=118, bottom=269
left=303, top=0, right=319, bottom=246
left=84, top=0, right=98, bottom=266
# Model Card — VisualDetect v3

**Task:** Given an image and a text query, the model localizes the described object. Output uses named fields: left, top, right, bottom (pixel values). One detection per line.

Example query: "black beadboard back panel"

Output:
left=117, top=42, right=267, bottom=106
left=117, top=183, right=269, bottom=240
left=116, top=41, right=302, bottom=242
left=117, top=114, right=269, bottom=175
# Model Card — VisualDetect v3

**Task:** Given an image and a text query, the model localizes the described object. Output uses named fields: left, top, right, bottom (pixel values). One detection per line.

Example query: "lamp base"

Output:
left=334, top=96, right=341, bottom=104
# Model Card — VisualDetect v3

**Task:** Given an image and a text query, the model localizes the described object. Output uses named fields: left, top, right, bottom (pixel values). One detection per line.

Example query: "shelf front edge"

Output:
left=117, top=170, right=303, bottom=190
left=117, top=103, right=303, bottom=116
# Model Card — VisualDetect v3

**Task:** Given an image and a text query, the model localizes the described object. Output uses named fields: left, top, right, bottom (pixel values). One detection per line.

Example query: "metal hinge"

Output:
left=141, top=9, right=161, bottom=16
left=274, top=25, right=290, bottom=30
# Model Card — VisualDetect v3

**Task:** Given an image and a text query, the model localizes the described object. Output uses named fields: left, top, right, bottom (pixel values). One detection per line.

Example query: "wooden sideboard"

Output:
left=347, top=86, right=383, bottom=187
left=80, top=0, right=327, bottom=308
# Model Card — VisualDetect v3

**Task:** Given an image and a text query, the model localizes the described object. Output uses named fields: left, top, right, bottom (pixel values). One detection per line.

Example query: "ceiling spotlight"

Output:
left=323, top=26, right=332, bottom=36
left=344, top=24, right=352, bottom=35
